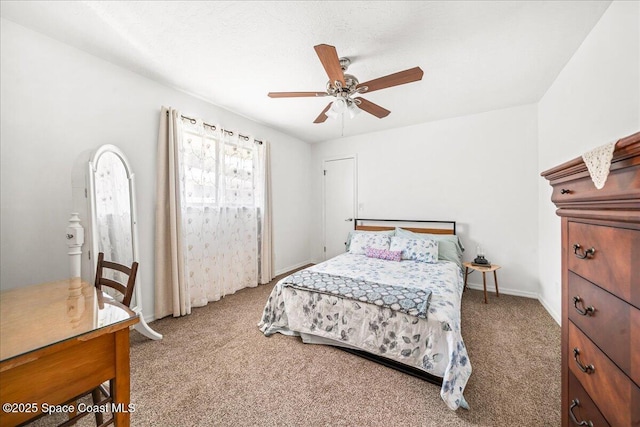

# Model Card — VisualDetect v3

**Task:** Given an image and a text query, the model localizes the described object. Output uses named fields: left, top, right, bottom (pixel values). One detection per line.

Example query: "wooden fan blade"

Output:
left=356, top=67, right=424, bottom=93
left=314, top=44, right=345, bottom=87
left=314, top=103, right=333, bottom=124
left=354, top=97, right=390, bottom=118
left=268, top=92, right=327, bottom=98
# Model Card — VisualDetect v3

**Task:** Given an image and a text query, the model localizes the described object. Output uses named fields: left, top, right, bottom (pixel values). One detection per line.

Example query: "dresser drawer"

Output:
left=568, top=372, right=610, bottom=427
left=567, top=221, right=640, bottom=307
left=551, top=160, right=640, bottom=208
left=569, top=272, right=640, bottom=385
left=568, top=322, right=640, bottom=426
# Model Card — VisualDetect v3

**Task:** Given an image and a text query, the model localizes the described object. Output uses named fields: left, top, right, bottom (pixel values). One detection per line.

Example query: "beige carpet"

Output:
left=31, top=273, right=560, bottom=427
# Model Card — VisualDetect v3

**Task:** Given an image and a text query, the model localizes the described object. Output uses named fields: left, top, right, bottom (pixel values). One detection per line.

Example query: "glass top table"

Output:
left=0, top=278, right=135, bottom=361
left=0, top=278, right=139, bottom=426
left=0, top=278, right=136, bottom=362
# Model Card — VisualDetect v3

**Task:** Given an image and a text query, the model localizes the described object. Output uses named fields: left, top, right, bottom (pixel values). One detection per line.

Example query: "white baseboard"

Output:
left=466, top=281, right=562, bottom=326
left=537, top=293, right=561, bottom=325
left=275, top=260, right=313, bottom=276
left=143, top=312, right=158, bottom=324
left=464, top=282, right=538, bottom=299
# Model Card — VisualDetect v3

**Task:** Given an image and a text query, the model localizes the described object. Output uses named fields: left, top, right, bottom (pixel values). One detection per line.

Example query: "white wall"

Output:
left=0, top=19, right=312, bottom=320
left=311, top=104, right=540, bottom=298
left=537, top=1, right=640, bottom=323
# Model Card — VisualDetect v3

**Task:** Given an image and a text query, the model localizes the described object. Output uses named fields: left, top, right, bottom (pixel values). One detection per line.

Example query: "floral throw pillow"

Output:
left=349, top=233, right=391, bottom=255
left=365, top=246, right=402, bottom=262
left=389, top=236, right=438, bottom=263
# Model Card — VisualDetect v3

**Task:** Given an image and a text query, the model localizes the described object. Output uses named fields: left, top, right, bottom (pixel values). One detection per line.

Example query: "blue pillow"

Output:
left=395, top=227, right=464, bottom=268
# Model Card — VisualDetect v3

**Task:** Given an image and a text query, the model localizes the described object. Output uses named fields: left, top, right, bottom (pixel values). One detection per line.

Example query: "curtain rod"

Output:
left=166, top=111, right=263, bottom=144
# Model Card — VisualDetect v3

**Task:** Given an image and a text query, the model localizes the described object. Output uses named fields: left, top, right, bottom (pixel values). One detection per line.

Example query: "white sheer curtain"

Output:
left=182, top=118, right=259, bottom=306
left=155, top=108, right=272, bottom=316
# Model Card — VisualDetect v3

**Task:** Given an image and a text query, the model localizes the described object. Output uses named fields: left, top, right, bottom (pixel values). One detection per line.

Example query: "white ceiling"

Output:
left=1, top=1, right=611, bottom=143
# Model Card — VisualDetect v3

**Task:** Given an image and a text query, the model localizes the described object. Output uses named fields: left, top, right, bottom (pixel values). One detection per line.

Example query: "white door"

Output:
left=323, top=157, right=356, bottom=260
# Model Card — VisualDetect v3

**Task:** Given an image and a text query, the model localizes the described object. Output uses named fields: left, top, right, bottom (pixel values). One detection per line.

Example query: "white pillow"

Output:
left=346, top=230, right=395, bottom=251
left=348, top=233, right=391, bottom=255
left=389, top=236, right=438, bottom=263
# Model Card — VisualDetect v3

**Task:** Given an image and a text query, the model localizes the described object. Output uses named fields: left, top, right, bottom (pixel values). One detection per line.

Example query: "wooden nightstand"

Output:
left=462, top=262, right=501, bottom=304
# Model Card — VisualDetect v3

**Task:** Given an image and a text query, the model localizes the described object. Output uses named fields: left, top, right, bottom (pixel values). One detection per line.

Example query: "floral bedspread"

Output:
left=258, top=253, right=471, bottom=410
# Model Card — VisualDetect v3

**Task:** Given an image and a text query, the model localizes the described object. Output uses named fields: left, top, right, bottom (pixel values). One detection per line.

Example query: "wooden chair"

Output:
left=70, top=252, right=139, bottom=426
left=94, top=252, right=139, bottom=308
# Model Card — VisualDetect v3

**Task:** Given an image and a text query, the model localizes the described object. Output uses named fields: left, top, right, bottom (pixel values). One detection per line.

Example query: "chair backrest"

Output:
left=94, top=252, right=139, bottom=308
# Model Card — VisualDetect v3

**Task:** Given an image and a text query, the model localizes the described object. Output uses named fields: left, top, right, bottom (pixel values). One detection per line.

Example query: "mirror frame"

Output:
left=88, top=144, right=162, bottom=340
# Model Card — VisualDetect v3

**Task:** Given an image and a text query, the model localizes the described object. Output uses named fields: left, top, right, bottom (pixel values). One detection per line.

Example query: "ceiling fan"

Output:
left=268, top=44, right=424, bottom=124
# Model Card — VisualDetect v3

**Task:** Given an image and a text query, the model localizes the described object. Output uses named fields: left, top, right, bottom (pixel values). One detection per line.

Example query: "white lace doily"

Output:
left=582, top=141, right=616, bottom=189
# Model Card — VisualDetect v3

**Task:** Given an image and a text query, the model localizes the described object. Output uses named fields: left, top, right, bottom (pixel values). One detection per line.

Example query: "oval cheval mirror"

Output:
left=90, top=145, right=162, bottom=340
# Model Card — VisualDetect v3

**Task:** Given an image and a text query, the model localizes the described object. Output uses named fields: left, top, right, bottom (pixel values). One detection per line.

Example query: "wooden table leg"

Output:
left=464, top=266, right=469, bottom=291
left=494, top=270, right=500, bottom=298
left=482, top=272, right=488, bottom=304
left=113, top=328, right=131, bottom=426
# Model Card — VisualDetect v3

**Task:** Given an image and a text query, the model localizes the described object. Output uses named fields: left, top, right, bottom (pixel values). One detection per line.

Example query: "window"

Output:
left=180, top=120, right=257, bottom=208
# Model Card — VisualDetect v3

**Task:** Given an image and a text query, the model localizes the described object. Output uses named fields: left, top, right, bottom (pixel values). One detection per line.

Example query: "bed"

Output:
left=258, top=219, right=471, bottom=410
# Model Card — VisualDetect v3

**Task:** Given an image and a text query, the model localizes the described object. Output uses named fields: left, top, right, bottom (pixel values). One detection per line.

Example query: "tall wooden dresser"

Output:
left=542, top=131, right=640, bottom=427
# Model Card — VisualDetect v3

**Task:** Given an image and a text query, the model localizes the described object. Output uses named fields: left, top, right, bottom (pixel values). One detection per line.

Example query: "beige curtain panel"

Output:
left=259, top=141, right=274, bottom=285
left=155, top=106, right=190, bottom=318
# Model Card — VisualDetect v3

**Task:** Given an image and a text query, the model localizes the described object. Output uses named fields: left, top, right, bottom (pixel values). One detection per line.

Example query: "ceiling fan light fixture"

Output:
left=325, top=100, right=343, bottom=119
left=347, top=101, right=361, bottom=118
left=325, top=107, right=339, bottom=120
left=330, top=98, right=347, bottom=113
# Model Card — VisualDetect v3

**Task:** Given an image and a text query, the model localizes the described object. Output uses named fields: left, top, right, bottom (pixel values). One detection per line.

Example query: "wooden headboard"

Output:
left=355, top=219, right=456, bottom=235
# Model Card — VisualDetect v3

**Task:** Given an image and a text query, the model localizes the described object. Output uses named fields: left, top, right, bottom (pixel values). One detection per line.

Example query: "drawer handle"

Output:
left=573, top=348, right=595, bottom=374
left=561, top=188, right=572, bottom=194
left=573, top=244, right=595, bottom=260
left=569, top=399, right=594, bottom=427
left=572, top=296, right=595, bottom=316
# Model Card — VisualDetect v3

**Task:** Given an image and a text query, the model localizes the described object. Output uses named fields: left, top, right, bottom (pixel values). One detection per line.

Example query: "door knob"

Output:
left=345, top=218, right=353, bottom=222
